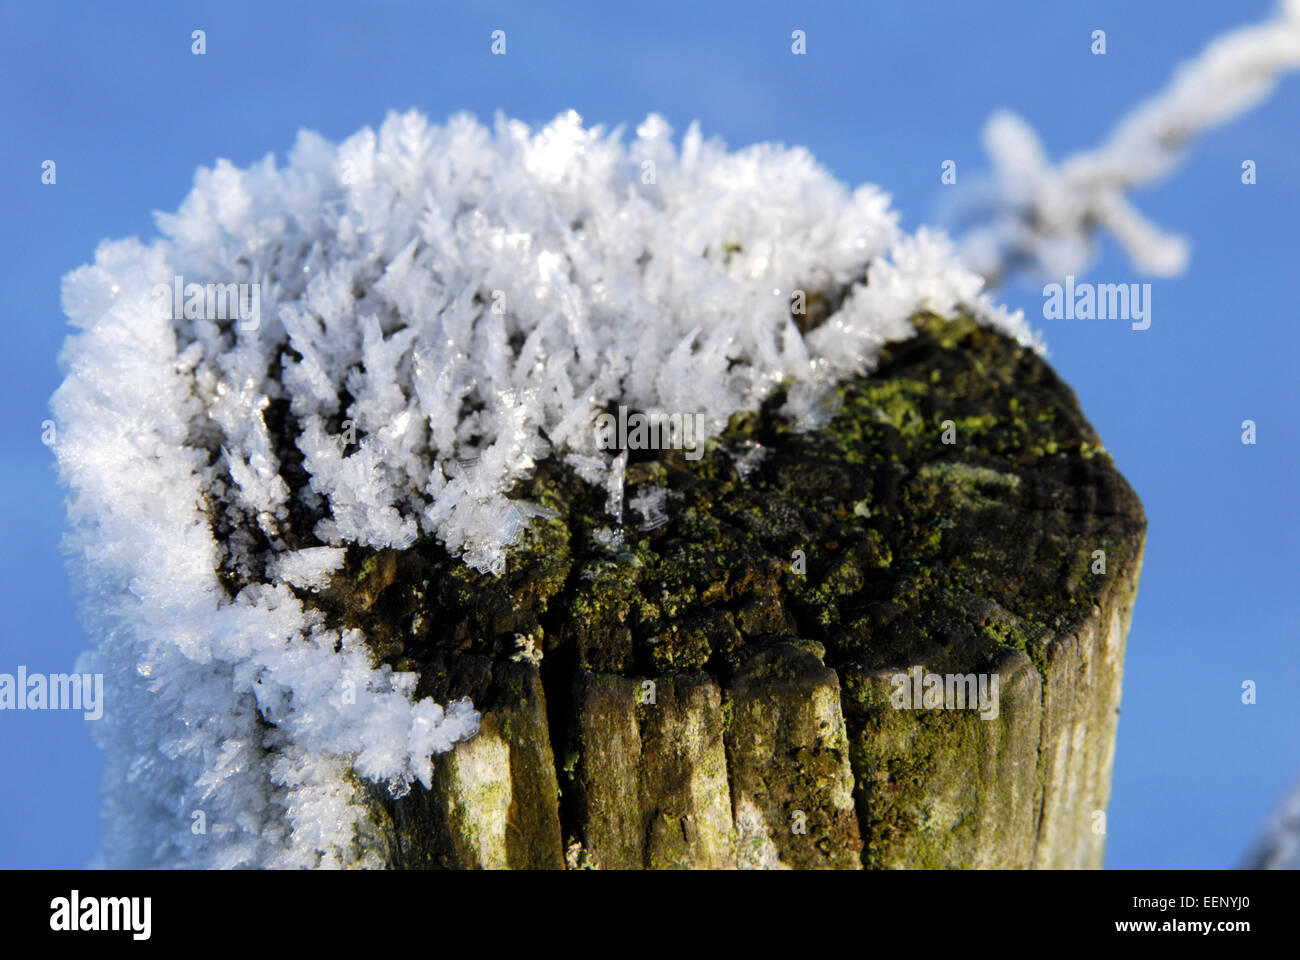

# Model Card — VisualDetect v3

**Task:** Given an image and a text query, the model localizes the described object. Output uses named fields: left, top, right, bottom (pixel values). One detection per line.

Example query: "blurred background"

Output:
left=1, top=0, right=1295, bottom=868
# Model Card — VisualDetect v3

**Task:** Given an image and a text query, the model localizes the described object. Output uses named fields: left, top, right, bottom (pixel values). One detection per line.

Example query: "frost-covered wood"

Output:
left=335, top=316, right=1146, bottom=869
left=53, top=111, right=1040, bottom=868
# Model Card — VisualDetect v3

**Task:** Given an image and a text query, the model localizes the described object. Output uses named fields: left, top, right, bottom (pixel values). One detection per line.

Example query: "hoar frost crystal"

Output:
left=53, top=110, right=1034, bottom=868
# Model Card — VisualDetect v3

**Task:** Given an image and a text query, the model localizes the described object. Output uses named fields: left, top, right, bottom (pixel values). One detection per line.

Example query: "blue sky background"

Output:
left=1, top=0, right=1296, bottom=869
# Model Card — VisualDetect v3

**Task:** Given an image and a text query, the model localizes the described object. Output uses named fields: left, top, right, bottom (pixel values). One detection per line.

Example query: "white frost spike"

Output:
left=629, top=485, right=672, bottom=530
left=271, top=546, right=348, bottom=591
left=954, top=1, right=1300, bottom=282
left=53, top=108, right=1030, bottom=869
left=606, top=450, right=628, bottom=523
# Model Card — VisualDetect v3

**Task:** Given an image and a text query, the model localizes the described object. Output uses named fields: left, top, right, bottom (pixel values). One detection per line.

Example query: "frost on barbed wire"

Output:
left=950, top=0, right=1300, bottom=284
left=1244, top=776, right=1300, bottom=869
left=52, top=108, right=1033, bottom=868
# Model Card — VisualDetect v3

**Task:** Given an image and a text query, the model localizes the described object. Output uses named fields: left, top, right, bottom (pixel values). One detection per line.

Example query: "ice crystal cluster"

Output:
left=53, top=109, right=1034, bottom=868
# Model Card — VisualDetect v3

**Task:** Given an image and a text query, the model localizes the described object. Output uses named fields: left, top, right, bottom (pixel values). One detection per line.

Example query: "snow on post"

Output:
left=52, top=111, right=1030, bottom=868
